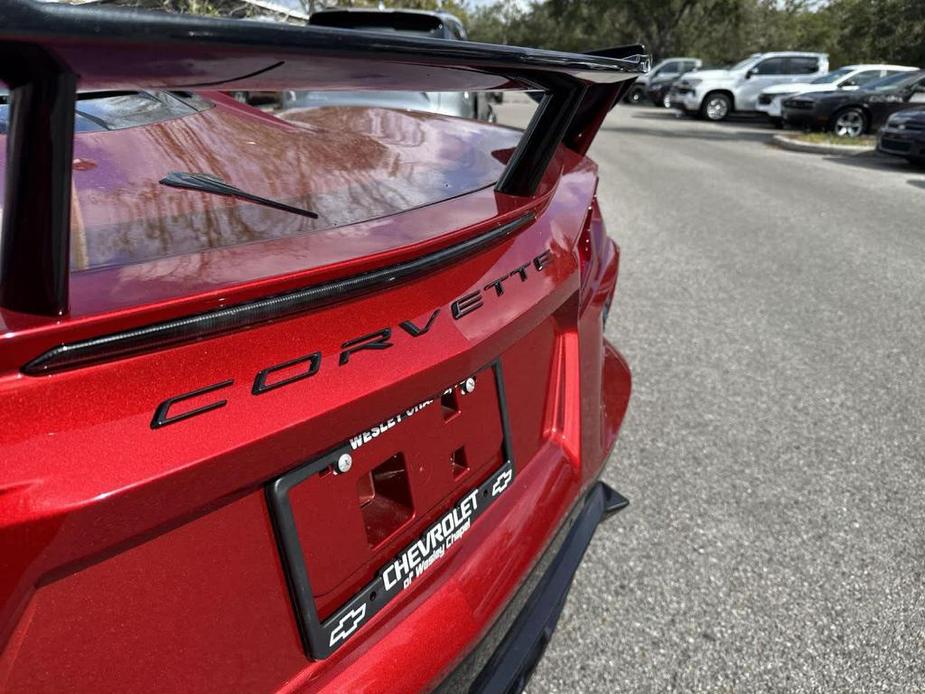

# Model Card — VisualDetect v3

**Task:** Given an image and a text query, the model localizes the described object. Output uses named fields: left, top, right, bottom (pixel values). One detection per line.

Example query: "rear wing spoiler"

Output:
left=0, top=0, right=647, bottom=316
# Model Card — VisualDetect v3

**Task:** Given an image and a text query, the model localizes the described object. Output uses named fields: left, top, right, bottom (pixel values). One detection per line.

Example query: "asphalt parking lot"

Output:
left=495, top=102, right=925, bottom=693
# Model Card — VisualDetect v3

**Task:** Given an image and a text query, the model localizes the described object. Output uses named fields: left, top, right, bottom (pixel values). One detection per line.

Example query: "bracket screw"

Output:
left=336, top=453, right=353, bottom=474
left=461, top=377, right=476, bottom=395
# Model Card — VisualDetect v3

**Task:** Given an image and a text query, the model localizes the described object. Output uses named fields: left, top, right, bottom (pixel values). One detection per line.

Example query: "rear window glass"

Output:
left=0, top=84, right=534, bottom=316
left=0, top=91, right=210, bottom=135
left=0, top=93, right=521, bottom=272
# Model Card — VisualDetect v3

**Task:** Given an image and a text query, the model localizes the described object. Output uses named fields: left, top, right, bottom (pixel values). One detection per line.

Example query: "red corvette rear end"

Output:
left=0, top=3, right=646, bottom=691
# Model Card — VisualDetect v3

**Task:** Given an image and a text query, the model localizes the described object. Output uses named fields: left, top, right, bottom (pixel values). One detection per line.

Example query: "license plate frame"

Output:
left=267, top=359, right=515, bottom=660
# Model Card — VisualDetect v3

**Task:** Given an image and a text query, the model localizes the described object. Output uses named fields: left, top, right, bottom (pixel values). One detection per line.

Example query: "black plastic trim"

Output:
left=494, top=78, right=587, bottom=197
left=159, top=171, right=319, bottom=219
left=0, top=44, right=76, bottom=316
left=468, top=482, right=629, bottom=694
left=22, top=213, right=534, bottom=375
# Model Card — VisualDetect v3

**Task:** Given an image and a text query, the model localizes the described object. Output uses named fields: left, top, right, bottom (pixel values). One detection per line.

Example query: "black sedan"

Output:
left=645, top=75, right=683, bottom=108
left=877, top=107, right=925, bottom=164
left=782, top=70, right=925, bottom=137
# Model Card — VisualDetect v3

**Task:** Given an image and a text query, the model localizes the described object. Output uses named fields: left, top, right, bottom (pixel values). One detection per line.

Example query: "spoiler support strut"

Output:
left=0, top=45, right=77, bottom=316
left=495, top=77, right=588, bottom=197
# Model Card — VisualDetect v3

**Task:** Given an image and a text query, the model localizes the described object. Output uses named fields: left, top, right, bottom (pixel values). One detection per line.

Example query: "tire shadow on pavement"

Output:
left=819, top=151, right=922, bottom=173
left=601, top=123, right=774, bottom=144
left=619, top=108, right=680, bottom=119
left=629, top=109, right=766, bottom=125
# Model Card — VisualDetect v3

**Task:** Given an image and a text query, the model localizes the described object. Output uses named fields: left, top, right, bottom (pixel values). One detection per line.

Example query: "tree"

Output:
left=332, top=0, right=473, bottom=25
left=824, top=0, right=925, bottom=68
left=546, top=0, right=743, bottom=60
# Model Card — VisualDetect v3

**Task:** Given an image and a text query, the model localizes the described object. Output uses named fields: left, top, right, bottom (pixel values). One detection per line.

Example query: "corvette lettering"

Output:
left=152, top=250, right=553, bottom=428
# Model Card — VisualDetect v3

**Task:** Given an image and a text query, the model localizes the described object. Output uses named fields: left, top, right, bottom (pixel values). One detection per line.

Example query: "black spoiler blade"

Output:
left=0, top=0, right=648, bottom=316
left=0, top=3, right=646, bottom=92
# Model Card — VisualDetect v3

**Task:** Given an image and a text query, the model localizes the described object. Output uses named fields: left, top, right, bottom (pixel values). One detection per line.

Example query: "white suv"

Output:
left=669, top=52, right=829, bottom=121
left=756, top=64, right=918, bottom=125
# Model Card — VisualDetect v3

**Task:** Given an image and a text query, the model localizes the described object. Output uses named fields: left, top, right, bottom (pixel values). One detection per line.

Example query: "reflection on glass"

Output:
left=0, top=91, right=523, bottom=274
left=59, top=100, right=520, bottom=270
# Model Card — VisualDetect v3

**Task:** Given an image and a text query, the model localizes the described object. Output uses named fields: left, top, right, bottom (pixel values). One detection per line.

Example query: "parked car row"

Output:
left=626, top=51, right=925, bottom=165
left=668, top=52, right=830, bottom=119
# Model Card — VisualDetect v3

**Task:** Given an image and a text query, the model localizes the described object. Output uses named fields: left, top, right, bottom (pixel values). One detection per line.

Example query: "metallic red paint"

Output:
left=0, top=100, right=630, bottom=691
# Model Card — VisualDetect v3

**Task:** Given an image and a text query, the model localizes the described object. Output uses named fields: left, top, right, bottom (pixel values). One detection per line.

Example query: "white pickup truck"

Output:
left=669, top=51, right=829, bottom=121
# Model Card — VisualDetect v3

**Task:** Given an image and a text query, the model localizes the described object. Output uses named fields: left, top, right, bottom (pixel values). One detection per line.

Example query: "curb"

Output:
left=771, top=133, right=873, bottom=156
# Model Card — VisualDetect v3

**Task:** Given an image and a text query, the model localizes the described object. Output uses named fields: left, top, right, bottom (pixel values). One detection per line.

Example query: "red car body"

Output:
left=0, top=4, right=644, bottom=691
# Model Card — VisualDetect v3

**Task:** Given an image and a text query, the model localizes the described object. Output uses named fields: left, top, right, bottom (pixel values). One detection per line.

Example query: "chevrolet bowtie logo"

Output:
left=329, top=604, right=367, bottom=647
left=491, top=469, right=513, bottom=497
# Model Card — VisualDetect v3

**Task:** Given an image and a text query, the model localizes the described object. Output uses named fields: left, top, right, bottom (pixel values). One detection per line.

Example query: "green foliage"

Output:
left=824, top=0, right=925, bottom=67
left=467, top=0, right=925, bottom=69
left=334, top=0, right=474, bottom=24
left=547, top=0, right=742, bottom=58
left=469, top=1, right=588, bottom=51
left=106, top=0, right=285, bottom=18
